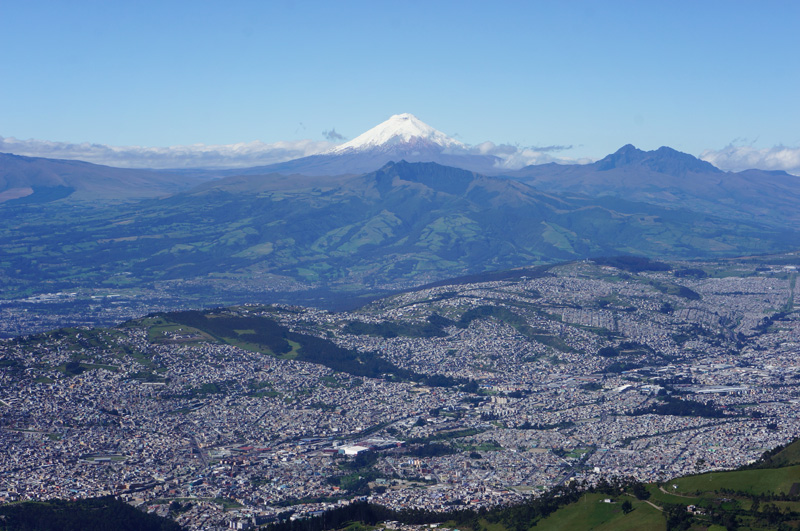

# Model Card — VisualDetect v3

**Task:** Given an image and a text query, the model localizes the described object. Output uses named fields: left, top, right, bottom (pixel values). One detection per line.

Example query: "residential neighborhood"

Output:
left=1, top=259, right=798, bottom=530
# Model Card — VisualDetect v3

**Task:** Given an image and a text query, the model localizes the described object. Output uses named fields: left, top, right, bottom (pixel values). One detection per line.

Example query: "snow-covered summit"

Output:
left=327, top=113, right=464, bottom=154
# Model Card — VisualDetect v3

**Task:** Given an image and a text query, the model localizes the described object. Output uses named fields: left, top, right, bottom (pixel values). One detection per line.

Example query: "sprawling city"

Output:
left=2, top=257, right=798, bottom=529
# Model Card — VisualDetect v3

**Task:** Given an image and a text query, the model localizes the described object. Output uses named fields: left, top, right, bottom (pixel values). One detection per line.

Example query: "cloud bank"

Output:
left=700, top=144, right=800, bottom=176
left=0, top=135, right=589, bottom=170
left=4, top=134, right=797, bottom=175
left=0, top=136, right=336, bottom=169
left=466, top=141, right=590, bottom=169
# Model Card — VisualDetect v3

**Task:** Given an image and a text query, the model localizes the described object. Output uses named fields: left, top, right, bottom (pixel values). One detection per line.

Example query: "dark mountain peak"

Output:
left=371, top=160, right=479, bottom=196
left=593, top=145, right=645, bottom=171
left=617, top=143, right=641, bottom=156
left=595, top=144, right=722, bottom=176
left=377, top=159, right=473, bottom=178
left=377, top=159, right=404, bottom=172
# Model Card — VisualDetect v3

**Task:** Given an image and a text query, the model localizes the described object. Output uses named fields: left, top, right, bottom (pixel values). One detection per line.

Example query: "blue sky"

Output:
left=1, top=1, right=799, bottom=171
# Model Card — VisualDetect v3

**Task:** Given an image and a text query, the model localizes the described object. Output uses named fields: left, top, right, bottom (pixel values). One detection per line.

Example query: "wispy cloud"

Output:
left=465, top=141, right=589, bottom=169
left=322, top=128, right=346, bottom=142
left=700, top=144, right=800, bottom=176
left=527, top=144, right=574, bottom=153
left=0, top=136, right=335, bottom=169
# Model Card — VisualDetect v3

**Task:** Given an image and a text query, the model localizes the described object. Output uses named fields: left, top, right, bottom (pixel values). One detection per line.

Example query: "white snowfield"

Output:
left=326, top=113, right=465, bottom=154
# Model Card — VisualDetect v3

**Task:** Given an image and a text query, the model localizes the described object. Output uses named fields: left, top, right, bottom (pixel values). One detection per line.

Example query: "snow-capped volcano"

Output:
left=327, top=113, right=465, bottom=154
left=236, top=113, right=500, bottom=176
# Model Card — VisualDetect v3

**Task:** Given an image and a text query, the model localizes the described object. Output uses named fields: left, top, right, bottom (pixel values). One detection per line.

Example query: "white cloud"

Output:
left=700, top=144, right=800, bottom=176
left=0, top=134, right=592, bottom=171
left=464, top=141, right=591, bottom=169
left=0, top=136, right=336, bottom=169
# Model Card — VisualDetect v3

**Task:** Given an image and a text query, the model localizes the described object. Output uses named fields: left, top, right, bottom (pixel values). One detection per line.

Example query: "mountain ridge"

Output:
left=0, top=151, right=215, bottom=203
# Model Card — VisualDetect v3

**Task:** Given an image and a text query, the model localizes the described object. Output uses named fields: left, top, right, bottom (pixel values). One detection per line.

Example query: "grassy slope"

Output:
left=532, top=493, right=665, bottom=531
left=670, top=464, right=800, bottom=496
left=757, top=435, right=800, bottom=469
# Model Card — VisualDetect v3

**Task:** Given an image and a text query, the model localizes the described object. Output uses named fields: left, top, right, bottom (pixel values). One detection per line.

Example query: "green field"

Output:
left=671, top=464, right=800, bottom=496
left=533, top=493, right=665, bottom=531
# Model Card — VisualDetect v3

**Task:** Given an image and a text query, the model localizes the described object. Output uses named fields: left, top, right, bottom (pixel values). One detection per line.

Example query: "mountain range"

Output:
left=1, top=113, right=799, bottom=304
left=505, top=144, right=800, bottom=228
